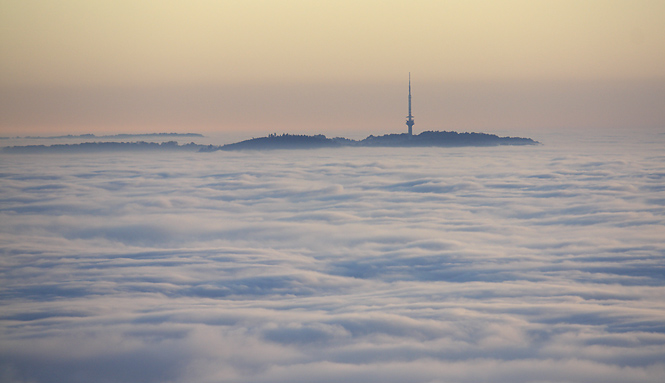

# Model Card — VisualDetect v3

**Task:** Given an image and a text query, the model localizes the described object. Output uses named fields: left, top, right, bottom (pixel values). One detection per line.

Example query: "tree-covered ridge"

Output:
left=360, top=131, right=537, bottom=147
left=4, top=133, right=204, bottom=139
left=2, top=131, right=539, bottom=153
left=219, top=131, right=539, bottom=150
left=219, top=133, right=348, bottom=150
left=2, top=141, right=204, bottom=153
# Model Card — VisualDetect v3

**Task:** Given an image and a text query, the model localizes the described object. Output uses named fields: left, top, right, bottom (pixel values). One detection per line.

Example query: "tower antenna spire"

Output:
left=406, top=73, right=414, bottom=136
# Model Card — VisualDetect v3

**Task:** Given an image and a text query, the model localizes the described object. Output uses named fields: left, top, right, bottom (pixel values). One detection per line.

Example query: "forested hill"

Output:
left=217, top=134, right=351, bottom=150
left=218, top=131, right=538, bottom=150
left=2, top=131, right=539, bottom=153
left=359, top=131, right=538, bottom=147
left=2, top=141, right=205, bottom=153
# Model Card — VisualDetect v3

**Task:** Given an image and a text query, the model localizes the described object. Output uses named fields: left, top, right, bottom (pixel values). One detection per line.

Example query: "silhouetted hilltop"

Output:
left=2, top=141, right=204, bottom=153
left=2, top=131, right=539, bottom=153
left=360, top=131, right=538, bottom=147
left=220, top=133, right=353, bottom=150
left=7, top=133, right=204, bottom=140
left=219, top=131, right=538, bottom=150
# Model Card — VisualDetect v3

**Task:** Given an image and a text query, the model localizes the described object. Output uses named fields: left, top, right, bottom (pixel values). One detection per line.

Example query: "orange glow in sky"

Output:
left=1, top=0, right=664, bottom=136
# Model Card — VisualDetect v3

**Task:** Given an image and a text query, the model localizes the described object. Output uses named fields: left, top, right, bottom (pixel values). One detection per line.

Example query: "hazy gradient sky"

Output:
left=1, top=0, right=664, bottom=136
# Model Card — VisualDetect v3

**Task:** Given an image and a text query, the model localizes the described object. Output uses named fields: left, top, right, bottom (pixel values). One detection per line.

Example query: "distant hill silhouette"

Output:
left=218, top=131, right=538, bottom=151
left=2, top=141, right=204, bottom=154
left=361, top=131, right=537, bottom=147
left=2, top=131, right=539, bottom=153
left=218, top=134, right=353, bottom=150
left=6, top=133, right=204, bottom=140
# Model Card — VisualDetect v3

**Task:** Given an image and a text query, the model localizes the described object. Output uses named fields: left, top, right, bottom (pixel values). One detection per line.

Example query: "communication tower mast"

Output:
left=406, top=73, right=414, bottom=136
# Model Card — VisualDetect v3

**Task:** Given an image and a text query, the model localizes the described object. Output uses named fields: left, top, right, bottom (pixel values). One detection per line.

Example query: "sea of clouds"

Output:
left=1, top=130, right=664, bottom=383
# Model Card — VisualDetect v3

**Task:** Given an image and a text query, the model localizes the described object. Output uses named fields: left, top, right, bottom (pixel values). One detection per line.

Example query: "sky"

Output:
left=1, top=0, right=665, bottom=136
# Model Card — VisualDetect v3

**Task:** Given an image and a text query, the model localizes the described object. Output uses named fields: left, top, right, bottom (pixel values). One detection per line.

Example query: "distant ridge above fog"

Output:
left=2, top=131, right=539, bottom=153
left=219, top=131, right=539, bottom=151
left=1, top=141, right=205, bottom=154
left=3, top=133, right=204, bottom=140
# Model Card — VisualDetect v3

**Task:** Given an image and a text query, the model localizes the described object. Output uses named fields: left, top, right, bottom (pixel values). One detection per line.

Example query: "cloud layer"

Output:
left=1, top=134, right=664, bottom=383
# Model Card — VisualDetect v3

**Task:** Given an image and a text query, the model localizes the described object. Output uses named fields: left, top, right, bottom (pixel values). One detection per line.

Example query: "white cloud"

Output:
left=1, top=133, right=664, bottom=382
